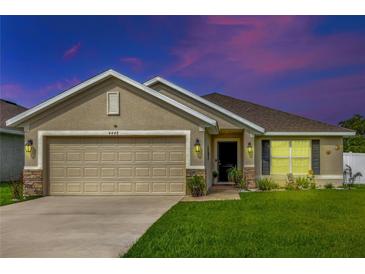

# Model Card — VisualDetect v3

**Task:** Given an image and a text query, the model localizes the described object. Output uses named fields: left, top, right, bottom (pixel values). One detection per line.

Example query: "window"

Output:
left=270, top=140, right=311, bottom=175
left=107, top=91, right=120, bottom=115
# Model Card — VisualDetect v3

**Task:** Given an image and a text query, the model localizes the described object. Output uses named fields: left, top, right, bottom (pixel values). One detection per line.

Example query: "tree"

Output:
left=339, top=114, right=365, bottom=135
left=339, top=114, right=365, bottom=153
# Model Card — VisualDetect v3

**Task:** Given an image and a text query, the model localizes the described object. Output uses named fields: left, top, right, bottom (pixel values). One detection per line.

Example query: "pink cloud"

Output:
left=166, top=16, right=365, bottom=78
left=0, top=77, right=81, bottom=107
left=120, top=57, right=143, bottom=72
left=63, top=42, right=81, bottom=60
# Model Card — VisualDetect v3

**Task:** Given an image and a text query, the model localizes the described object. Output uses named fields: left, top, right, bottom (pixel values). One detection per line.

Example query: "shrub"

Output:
left=324, top=183, right=333, bottom=189
left=227, top=167, right=243, bottom=186
left=286, top=173, right=299, bottom=190
left=295, top=176, right=310, bottom=189
left=187, top=175, right=206, bottom=197
left=238, top=176, right=248, bottom=190
left=310, top=182, right=317, bottom=189
left=256, top=177, right=278, bottom=191
left=9, top=174, right=24, bottom=200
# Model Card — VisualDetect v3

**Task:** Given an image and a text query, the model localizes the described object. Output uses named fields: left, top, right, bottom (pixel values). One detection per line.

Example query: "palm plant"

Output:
left=343, top=164, right=363, bottom=189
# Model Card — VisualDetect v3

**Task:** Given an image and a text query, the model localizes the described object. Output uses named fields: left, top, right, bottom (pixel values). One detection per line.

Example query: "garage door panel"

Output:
left=169, top=167, right=185, bottom=177
left=101, top=168, right=116, bottom=177
left=67, top=167, right=83, bottom=177
left=84, top=167, right=99, bottom=177
left=48, top=136, right=186, bottom=195
left=118, top=152, right=133, bottom=161
left=84, top=183, right=99, bottom=193
left=118, top=167, right=133, bottom=177
left=135, top=152, right=150, bottom=161
left=101, top=182, right=116, bottom=192
left=135, top=182, right=150, bottom=193
left=67, top=183, right=82, bottom=193
left=118, top=183, right=133, bottom=192
left=169, top=183, right=185, bottom=193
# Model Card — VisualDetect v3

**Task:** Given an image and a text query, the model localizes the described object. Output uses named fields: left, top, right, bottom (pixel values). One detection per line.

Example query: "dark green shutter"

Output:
left=311, top=140, right=320, bottom=175
left=262, top=140, right=270, bottom=175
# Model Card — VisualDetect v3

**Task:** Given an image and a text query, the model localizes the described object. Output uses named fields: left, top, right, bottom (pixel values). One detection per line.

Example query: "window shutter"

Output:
left=262, top=140, right=270, bottom=175
left=107, top=92, right=119, bottom=115
left=311, top=140, right=320, bottom=175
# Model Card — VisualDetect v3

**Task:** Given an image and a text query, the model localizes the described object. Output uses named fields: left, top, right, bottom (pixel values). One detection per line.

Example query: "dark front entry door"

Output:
left=217, top=141, right=238, bottom=182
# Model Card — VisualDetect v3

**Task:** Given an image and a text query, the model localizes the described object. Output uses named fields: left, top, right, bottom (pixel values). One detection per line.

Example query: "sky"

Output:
left=1, top=16, right=365, bottom=125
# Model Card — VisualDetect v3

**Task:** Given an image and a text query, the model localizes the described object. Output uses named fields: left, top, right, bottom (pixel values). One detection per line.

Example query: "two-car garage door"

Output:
left=48, top=136, right=186, bottom=195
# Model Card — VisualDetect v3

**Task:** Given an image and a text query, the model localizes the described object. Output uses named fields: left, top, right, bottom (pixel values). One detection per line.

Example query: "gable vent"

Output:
left=107, top=91, right=120, bottom=115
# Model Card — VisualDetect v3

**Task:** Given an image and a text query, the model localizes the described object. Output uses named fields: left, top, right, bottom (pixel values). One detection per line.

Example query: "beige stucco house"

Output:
left=6, top=69, right=355, bottom=196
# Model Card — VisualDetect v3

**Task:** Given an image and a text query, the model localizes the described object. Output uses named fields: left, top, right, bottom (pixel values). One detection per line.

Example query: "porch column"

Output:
left=243, top=131, right=256, bottom=188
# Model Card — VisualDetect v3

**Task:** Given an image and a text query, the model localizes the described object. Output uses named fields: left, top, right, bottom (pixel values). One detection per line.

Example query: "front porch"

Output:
left=206, top=129, right=256, bottom=189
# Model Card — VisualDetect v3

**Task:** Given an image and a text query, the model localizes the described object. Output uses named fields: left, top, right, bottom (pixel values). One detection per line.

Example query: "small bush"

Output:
left=256, top=177, right=278, bottom=191
left=324, top=183, right=333, bottom=189
left=238, top=177, right=248, bottom=190
left=295, top=176, right=310, bottom=189
left=286, top=173, right=298, bottom=190
left=227, top=167, right=243, bottom=186
left=310, top=182, right=317, bottom=189
left=9, top=177, right=24, bottom=200
left=187, top=175, right=206, bottom=197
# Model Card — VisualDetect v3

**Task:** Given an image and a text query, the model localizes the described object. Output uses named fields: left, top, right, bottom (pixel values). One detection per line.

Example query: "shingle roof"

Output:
left=0, top=99, right=27, bottom=131
left=202, top=93, right=353, bottom=133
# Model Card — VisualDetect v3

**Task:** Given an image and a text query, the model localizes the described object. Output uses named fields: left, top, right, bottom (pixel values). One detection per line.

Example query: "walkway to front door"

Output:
left=217, top=141, right=238, bottom=182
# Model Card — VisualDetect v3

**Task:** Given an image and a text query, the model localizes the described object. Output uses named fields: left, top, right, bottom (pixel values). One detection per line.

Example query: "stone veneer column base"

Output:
left=186, top=169, right=206, bottom=195
left=23, top=169, right=43, bottom=196
left=244, top=167, right=256, bottom=189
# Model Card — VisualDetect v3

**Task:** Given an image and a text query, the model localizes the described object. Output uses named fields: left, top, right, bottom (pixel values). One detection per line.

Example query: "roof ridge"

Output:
left=203, top=92, right=351, bottom=131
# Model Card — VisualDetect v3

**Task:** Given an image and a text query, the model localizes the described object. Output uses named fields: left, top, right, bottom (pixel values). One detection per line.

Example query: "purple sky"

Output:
left=1, top=16, right=365, bottom=125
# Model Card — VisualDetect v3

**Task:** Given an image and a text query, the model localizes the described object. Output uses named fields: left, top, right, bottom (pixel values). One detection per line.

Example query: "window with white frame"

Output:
left=107, top=91, right=120, bottom=115
left=271, top=140, right=311, bottom=175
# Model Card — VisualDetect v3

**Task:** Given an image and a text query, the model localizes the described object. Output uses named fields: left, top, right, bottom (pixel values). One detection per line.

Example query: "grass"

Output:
left=124, top=186, right=365, bottom=258
left=0, top=182, right=40, bottom=206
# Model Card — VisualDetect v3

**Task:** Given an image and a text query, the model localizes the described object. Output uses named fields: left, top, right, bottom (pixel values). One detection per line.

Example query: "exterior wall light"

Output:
left=25, top=139, right=33, bottom=153
left=194, top=139, right=201, bottom=153
left=247, top=142, right=253, bottom=153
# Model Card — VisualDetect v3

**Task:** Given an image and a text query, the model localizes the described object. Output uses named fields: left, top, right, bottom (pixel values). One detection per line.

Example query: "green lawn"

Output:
left=124, top=187, right=365, bottom=258
left=0, top=182, right=40, bottom=206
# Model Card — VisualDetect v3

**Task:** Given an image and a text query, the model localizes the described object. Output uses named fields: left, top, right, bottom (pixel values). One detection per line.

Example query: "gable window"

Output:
left=107, top=91, right=120, bottom=115
left=270, top=140, right=311, bottom=175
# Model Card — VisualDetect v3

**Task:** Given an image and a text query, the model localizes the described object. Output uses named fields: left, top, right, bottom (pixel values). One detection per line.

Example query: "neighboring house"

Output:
left=0, top=99, right=27, bottom=181
left=6, top=70, right=355, bottom=196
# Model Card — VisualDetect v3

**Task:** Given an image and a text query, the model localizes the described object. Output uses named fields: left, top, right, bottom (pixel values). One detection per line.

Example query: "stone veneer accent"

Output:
left=243, top=166, right=256, bottom=188
left=23, top=169, right=43, bottom=196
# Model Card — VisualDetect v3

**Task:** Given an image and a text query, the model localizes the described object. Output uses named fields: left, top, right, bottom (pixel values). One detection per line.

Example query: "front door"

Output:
left=217, top=141, right=238, bottom=182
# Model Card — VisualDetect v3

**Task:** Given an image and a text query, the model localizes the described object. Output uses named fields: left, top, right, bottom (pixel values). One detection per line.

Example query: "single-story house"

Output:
left=0, top=99, right=27, bottom=182
left=6, top=70, right=355, bottom=196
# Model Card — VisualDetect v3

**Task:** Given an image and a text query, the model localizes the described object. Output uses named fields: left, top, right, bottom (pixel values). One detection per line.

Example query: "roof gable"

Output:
left=6, top=70, right=217, bottom=129
left=144, top=77, right=265, bottom=133
left=0, top=99, right=27, bottom=134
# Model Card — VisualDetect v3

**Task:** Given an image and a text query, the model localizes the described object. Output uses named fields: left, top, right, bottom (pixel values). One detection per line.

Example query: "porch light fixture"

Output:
left=247, top=142, right=253, bottom=153
left=25, top=139, right=33, bottom=153
left=194, top=139, right=201, bottom=153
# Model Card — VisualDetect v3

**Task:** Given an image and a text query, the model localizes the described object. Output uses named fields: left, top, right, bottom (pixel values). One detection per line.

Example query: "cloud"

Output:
left=120, top=57, right=143, bottom=72
left=0, top=77, right=81, bottom=107
left=63, top=42, right=81, bottom=60
left=167, top=16, right=365, bottom=78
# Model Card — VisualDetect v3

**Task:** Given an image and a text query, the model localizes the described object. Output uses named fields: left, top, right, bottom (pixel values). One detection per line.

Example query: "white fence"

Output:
left=343, top=153, right=365, bottom=184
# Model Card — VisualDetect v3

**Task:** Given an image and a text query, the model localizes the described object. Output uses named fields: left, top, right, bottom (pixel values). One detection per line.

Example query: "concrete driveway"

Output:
left=0, top=196, right=182, bottom=258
